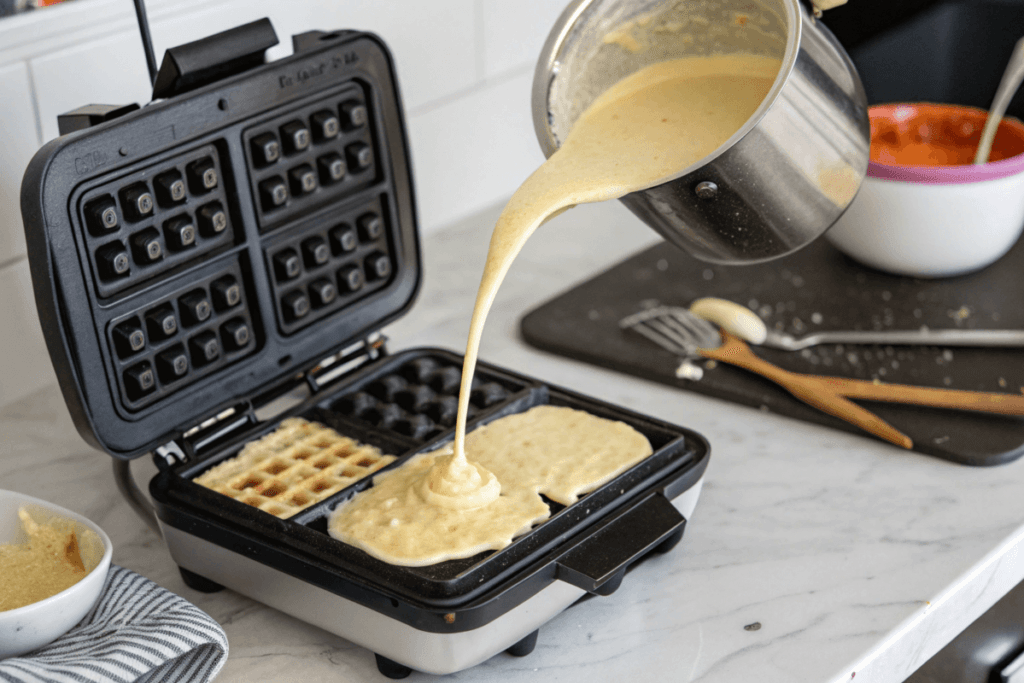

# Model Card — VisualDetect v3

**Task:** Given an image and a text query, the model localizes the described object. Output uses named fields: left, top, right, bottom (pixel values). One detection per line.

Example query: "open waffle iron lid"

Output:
left=20, top=23, right=421, bottom=460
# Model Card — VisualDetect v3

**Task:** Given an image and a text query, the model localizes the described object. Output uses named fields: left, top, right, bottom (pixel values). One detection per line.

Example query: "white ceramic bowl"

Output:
left=0, top=490, right=112, bottom=659
left=826, top=104, right=1024, bottom=278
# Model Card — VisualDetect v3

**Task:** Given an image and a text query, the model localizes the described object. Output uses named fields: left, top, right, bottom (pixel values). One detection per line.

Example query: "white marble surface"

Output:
left=4, top=199, right=1024, bottom=682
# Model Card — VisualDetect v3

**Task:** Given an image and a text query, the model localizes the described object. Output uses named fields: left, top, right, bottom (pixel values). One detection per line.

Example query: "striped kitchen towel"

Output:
left=0, top=565, right=228, bottom=683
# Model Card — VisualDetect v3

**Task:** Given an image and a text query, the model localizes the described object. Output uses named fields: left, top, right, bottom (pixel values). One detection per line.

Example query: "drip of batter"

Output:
left=439, top=53, right=782, bottom=505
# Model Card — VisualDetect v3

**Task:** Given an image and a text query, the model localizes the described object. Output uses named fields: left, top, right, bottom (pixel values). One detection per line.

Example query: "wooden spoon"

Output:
left=699, top=331, right=1024, bottom=449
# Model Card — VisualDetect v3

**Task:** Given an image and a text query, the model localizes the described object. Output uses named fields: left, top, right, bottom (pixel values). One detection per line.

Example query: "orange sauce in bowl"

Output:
left=870, top=103, right=1024, bottom=167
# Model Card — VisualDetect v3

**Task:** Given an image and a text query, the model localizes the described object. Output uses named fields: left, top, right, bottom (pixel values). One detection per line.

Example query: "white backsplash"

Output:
left=0, top=0, right=560, bottom=406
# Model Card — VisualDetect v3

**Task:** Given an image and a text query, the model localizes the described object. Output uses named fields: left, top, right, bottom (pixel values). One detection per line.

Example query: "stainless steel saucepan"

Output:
left=532, top=0, right=870, bottom=265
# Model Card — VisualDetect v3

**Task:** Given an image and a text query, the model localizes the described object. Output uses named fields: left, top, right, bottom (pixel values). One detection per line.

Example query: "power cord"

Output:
left=132, top=0, right=158, bottom=86
left=113, top=459, right=162, bottom=537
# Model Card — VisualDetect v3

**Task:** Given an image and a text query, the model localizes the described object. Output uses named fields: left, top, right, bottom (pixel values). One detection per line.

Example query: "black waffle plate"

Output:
left=152, top=348, right=707, bottom=611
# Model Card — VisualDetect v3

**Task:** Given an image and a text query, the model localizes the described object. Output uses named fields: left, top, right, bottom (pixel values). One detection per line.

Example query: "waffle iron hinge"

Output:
left=155, top=402, right=255, bottom=470
left=305, top=331, right=387, bottom=394
left=152, top=332, right=387, bottom=470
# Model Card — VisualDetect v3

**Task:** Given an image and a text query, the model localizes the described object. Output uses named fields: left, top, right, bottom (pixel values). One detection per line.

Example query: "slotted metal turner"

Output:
left=619, top=306, right=723, bottom=358
left=621, top=306, right=1024, bottom=449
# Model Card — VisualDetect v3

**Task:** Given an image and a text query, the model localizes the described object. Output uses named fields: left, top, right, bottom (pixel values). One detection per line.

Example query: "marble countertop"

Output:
left=4, top=199, right=1024, bottom=682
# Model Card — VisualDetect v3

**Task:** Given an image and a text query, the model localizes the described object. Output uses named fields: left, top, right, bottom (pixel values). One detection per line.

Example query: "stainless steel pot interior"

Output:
left=533, top=0, right=797, bottom=166
left=532, top=0, right=871, bottom=265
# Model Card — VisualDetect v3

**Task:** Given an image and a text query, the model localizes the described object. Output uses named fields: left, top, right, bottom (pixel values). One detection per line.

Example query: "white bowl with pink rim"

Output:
left=0, top=489, right=112, bottom=659
left=825, top=103, right=1024, bottom=278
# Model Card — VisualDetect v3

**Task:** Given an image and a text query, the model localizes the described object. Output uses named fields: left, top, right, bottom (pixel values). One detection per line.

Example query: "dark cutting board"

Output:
left=521, top=236, right=1024, bottom=466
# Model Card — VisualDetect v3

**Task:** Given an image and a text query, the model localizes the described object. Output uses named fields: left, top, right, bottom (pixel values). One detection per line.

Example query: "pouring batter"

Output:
left=440, top=52, right=782, bottom=505
left=331, top=53, right=781, bottom=563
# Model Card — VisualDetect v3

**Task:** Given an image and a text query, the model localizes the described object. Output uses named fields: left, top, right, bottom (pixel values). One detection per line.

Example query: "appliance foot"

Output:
left=655, top=526, right=685, bottom=554
left=375, top=653, right=412, bottom=679
left=506, top=629, right=539, bottom=657
left=178, top=566, right=225, bottom=593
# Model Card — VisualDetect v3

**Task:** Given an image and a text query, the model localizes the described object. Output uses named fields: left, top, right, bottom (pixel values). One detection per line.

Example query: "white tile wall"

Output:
left=478, top=0, right=567, bottom=78
left=140, top=0, right=482, bottom=111
left=0, top=61, right=38, bottom=266
left=0, top=0, right=568, bottom=407
left=31, top=31, right=154, bottom=143
left=314, top=0, right=480, bottom=113
left=409, top=69, right=546, bottom=230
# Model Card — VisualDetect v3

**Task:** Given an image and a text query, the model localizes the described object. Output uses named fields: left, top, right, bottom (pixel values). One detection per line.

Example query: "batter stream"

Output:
left=448, top=53, right=780, bottom=498
left=330, top=53, right=781, bottom=564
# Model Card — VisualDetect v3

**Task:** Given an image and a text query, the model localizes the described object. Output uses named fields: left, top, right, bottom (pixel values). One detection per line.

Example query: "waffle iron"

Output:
left=20, top=18, right=711, bottom=677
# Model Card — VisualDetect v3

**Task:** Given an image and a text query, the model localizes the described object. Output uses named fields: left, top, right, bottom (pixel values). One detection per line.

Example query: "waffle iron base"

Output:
left=150, top=348, right=710, bottom=677
left=159, top=480, right=704, bottom=676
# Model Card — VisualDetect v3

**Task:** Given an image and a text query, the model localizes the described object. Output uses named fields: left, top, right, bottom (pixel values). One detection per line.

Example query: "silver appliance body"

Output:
left=532, top=0, right=870, bottom=264
left=159, top=475, right=706, bottom=675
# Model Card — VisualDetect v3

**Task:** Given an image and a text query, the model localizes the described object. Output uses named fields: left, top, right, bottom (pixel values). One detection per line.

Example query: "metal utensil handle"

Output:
left=975, top=35, right=1024, bottom=165
left=803, top=329, right=1024, bottom=349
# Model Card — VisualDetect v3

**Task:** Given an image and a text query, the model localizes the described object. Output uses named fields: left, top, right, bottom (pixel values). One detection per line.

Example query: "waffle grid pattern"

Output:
left=194, top=417, right=395, bottom=518
left=331, top=356, right=514, bottom=441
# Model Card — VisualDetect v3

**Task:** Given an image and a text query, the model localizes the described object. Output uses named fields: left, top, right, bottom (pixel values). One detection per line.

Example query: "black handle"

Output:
left=556, top=492, right=685, bottom=596
left=152, top=18, right=279, bottom=99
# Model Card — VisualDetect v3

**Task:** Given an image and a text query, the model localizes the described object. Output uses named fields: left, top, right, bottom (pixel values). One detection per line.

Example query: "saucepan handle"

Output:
left=555, top=492, right=685, bottom=596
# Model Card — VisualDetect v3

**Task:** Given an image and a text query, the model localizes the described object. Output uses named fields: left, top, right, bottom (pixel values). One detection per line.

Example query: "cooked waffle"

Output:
left=194, top=417, right=396, bottom=518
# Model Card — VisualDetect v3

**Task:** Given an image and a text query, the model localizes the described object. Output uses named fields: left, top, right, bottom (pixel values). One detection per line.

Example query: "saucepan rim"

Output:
left=531, top=0, right=803, bottom=186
